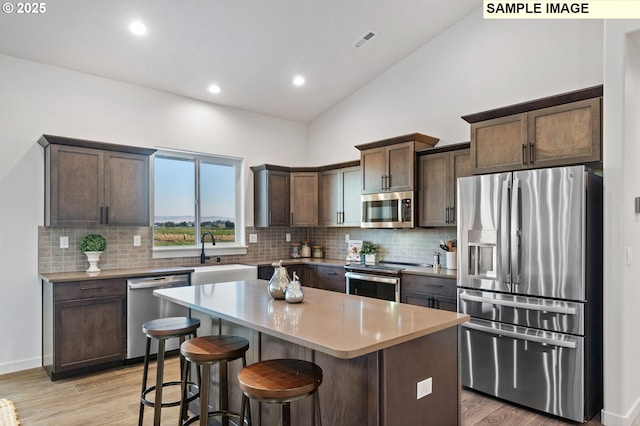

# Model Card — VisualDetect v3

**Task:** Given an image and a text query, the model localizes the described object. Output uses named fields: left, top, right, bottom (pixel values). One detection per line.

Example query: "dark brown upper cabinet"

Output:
left=418, top=144, right=470, bottom=227
left=39, top=135, right=155, bottom=227
left=356, top=133, right=438, bottom=194
left=252, top=160, right=359, bottom=228
left=251, top=165, right=290, bottom=228
left=290, top=171, right=319, bottom=227
left=319, top=166, right=361, bottom=227
left=463, top=86, right=602, bottom=175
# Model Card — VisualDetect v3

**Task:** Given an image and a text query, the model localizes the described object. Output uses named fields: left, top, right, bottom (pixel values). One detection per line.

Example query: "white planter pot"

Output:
left=84, top=251, right=103, bottom=272
left=364, top=254, right=376, bottom=265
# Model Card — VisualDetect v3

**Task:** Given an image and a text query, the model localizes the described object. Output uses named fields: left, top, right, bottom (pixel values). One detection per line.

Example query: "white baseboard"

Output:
left=602, top=395, right=640, bottom=426
left=0, top=357, right=41, bottom=376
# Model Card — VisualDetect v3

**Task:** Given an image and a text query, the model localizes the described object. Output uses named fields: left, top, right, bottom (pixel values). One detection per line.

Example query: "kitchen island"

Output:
left=155, top=279, right=468, bottom=425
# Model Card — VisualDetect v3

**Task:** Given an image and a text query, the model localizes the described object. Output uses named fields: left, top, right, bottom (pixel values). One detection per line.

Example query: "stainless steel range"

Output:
left=344, top=262, right=406, bottom=302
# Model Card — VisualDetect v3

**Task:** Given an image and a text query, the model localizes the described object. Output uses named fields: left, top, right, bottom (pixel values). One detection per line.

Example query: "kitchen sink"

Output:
left=190, top=264, right=257, bottom=285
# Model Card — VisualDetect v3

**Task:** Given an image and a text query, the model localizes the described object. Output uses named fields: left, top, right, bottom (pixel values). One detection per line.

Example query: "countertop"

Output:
left=39, top=266, right=195, bottom=283
left=38, top=259, right=457, bottom=284
left=243, top=258, right=347, bottom=268
left=245, top=258, right=458, bottom=279
left=154, top=279, right=469, bottom=359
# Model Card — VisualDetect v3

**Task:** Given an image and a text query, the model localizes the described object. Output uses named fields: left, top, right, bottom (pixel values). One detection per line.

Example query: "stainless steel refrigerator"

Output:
left=456, top=165, right=602, bottom=422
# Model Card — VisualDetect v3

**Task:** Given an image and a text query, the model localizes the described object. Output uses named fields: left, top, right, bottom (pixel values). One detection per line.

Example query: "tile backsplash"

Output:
left=38, top=225, right=456, bottom=273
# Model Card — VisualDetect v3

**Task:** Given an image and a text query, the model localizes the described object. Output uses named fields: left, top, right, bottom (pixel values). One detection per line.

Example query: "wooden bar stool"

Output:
left=139, top=317, right=201, bottom=426
left=237, top=359, right=323, bottom=426
left=179, top=335, right=252, bottom=426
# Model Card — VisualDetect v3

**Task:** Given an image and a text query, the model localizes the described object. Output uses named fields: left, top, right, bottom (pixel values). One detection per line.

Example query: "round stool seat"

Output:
left=138, top=317, right=201, bottom=426
left=179, top=335, right=252, bottom=426
left=181, top=335, right=250, bottom=364
left=238, top=359, right=323, bottom=402
left=143, top=317, right=200, bottom=339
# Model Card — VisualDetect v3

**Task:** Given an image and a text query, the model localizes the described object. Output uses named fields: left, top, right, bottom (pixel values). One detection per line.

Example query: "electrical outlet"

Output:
left=133, top=235, right=141, bottom=246
left=345, top=234, right=350, bottom=243
left=249, top=234, right=258, bottom=243
left=417, top=377, right=432, bottom=399
left=216, top=257, right=221, bottom=263
left=286, top=233, right=291, bottom=242
left=60, top=236, right=69, bottom=249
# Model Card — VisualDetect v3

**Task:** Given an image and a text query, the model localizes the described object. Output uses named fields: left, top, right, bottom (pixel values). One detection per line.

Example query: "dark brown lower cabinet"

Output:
left=258, top=263, right=333, bottom=290
left=401, top=274, right=457, bottom=312
left=316, top=265, right=346, bottom=293
left=258, top=263, right=307, bottom=285
left=304, top=265, right=318, bottom=288
left=42, top=278, right=126, bottom=380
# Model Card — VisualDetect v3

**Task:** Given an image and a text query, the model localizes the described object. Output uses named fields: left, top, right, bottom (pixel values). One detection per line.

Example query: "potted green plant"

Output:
left=361, top=241, right=378, bottom=265
left=80, top=234, right=106, bottom=272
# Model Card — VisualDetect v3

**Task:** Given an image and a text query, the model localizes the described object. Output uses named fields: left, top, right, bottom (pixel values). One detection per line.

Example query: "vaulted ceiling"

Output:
left=0, top=0, right=479, bottom=122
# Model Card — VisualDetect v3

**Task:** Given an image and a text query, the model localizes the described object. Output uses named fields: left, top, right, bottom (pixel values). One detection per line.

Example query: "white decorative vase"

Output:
left=364, top=254, right=376, bottom=265
left=84, top=251, right=103, bottom=272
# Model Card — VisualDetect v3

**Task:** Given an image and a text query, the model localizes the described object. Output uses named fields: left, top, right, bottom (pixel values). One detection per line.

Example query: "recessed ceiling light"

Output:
left=208, top=84, right=221, bottom=94
left=129, top=21, right=147, bottom=36
left=293, top=75, right=305, bottom=86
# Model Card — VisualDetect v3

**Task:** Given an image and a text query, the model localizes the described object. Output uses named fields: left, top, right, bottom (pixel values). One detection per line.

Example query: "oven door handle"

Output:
left=461, top=321, right=578, bottom=349
left=459, top=292, right=577, bottom=315
left=345, top=272, right=399, bottom=285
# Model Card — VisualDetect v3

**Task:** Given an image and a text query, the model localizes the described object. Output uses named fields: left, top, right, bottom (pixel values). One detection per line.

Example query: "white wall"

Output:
left=308, top=8, right=603, bottom=164
left=0, top=54, right=307, bottom=374
left=601, top=21, right=640, bottom=426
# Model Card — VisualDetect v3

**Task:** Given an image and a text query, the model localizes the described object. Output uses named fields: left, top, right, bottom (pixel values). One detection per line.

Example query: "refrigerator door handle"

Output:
left=501, top=180, right=511, bottom=284
left=461, top=321, right=578, bottom=349
left=511, top=178, right=522, bottom=284
left=459, top=292, right=578, bottom=315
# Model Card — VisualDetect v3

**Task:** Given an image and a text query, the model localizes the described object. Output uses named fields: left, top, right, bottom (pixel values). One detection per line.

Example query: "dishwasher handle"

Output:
left=127, top=275, right=190, bottom=290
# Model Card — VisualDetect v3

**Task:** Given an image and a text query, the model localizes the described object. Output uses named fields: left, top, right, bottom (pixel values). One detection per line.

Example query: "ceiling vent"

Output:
left=353, top=31, right=377, bottom=48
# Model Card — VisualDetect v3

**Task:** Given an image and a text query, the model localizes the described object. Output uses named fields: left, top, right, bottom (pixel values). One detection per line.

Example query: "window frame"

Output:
left=151, top=148, right=247, bottom=259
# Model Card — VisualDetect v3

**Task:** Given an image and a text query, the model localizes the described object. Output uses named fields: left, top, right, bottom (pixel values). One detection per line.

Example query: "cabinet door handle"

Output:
left=81, top=287, right=103, bottom=290
left=381, top=175, right=386, bottom=191
left=529, top=142, right=534, bottom=165
left=521, top=144, right=526, bottom=166
left=336, top=211, right=340, bottom=225
left=450, top=205, right=455, bottom=223
left=445, top=207, right=449, bottom=223
left=269, top=211, right=272, bottom=226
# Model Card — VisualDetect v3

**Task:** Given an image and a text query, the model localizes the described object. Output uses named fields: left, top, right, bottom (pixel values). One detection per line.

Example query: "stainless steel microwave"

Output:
left=361, top=191, right=414, bottom=228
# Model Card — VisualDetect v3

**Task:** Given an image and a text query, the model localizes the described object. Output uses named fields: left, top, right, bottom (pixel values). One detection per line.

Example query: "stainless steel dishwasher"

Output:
left=126, top=274, right=190, bottom=360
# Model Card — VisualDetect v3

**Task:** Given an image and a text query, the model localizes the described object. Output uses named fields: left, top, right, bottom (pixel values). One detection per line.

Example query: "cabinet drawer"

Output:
left=402, top=274, right=456, bottom=298
left=317, top=265, right=345, bottom=292
left=54, top=279, right=126, bottom=302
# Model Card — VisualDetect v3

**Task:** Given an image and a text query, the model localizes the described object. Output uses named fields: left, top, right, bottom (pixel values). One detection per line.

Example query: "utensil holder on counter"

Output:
left=445, top=251, right=457, bottom=270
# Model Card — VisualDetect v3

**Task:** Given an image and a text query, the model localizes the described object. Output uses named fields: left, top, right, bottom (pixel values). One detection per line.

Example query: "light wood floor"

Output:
left=0, top=357, right=631, bottom=425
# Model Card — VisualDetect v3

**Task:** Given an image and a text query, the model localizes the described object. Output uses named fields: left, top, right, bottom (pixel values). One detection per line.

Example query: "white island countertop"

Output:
left=154, top=279, right=468, bottom=359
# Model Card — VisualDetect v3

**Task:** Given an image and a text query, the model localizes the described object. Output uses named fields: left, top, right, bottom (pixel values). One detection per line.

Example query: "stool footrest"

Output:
left=182, top=409, right=248, bottom=426
left=141, top=380, right=198, bottom=408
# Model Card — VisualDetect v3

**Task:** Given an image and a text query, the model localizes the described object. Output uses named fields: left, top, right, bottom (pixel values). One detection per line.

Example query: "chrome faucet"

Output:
left=200, top=231, right=216, bottom=264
